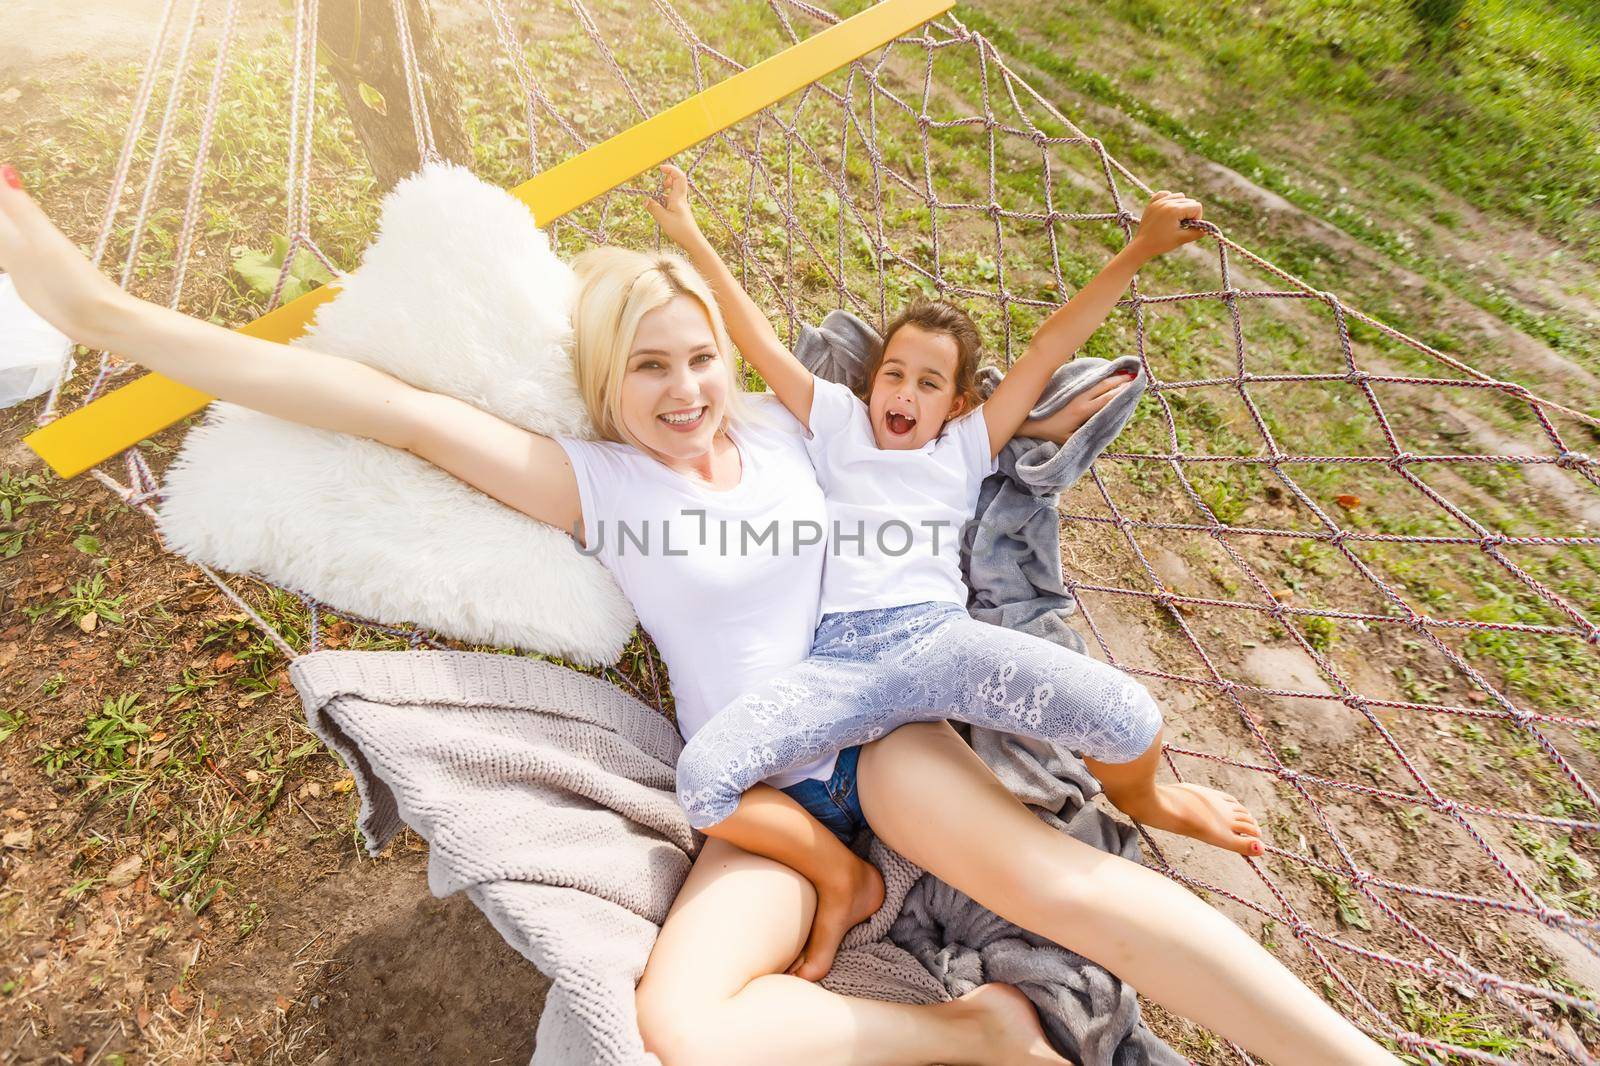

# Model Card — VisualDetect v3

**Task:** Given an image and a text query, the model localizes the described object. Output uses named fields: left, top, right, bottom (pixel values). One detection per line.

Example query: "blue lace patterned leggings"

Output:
left=677, top=599, right=1164, bottom=829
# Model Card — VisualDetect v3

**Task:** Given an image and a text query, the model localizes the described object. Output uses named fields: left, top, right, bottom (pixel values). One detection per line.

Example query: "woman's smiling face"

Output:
left=866, top=323, right=967, bottom=450
left=618, top=294, right=731, bottom=462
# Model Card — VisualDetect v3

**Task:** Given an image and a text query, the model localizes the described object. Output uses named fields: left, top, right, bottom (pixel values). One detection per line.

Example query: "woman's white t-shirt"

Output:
left=555, top=396, right=837, bottom=786
left=804, top=377, right=999, bottom=617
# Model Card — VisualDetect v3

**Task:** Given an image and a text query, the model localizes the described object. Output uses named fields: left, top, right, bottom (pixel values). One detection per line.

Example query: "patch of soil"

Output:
left=217, top=850, right=547, bottom=1065
left=2, top=0, right=282, bottom=84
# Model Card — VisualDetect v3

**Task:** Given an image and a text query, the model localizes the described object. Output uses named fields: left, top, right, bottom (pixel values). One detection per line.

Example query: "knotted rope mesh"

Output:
left=32, top=1, right=1599, bottom=1062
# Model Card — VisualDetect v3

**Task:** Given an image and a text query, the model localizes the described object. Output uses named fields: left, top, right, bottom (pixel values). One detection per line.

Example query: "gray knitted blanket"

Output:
left=292, top=650, right=1180, bottom=1065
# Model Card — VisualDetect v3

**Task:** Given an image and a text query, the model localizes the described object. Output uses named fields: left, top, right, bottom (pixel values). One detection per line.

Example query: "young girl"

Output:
left=646, top=164, right=1263, bottom=981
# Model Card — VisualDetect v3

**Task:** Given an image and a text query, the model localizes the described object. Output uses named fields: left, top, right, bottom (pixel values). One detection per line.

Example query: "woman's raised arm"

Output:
left=0, top=166, right=582, bottom=537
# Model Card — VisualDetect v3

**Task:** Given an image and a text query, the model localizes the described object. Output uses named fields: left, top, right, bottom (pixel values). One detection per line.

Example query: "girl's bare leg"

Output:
left=1086, top=725, right=1265, bottom=857
left=856, top=722, right=1399, bottom=1066
left=635, top=836, right=1072, bottom=1066
left=697, top=784, right=884, bottom=981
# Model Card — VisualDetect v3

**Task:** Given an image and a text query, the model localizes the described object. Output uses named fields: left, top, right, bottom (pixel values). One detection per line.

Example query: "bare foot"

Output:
left=786, top=853, right=885, bottom=982
left=1114, top=782, right=1264, bottom=857
left=955, top=983, right=1072, bottom=1065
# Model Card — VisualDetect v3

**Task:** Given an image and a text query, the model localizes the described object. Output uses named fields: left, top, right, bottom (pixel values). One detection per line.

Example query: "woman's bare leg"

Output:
left=856, top=722, right=1398, bottom=1066
left=634, top=836, right=1072, bottom=1066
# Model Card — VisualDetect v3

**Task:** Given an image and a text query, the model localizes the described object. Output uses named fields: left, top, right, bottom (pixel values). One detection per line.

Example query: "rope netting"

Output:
left=28, top=1, right=1599, bottom=1062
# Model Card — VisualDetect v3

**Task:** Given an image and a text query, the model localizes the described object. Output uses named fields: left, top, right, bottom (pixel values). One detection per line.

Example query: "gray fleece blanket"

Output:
left=292, top=650, right=1180, bottom=1066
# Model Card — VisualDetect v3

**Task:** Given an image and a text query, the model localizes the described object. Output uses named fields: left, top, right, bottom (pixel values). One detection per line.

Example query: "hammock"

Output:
left=19, top=2, right=1599, bottom=1063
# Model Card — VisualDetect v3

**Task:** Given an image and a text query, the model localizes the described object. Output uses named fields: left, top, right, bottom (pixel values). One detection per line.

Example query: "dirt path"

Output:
left=2, top=1, right=280, bottom=83
left=4, top=0, right=172, bottom=80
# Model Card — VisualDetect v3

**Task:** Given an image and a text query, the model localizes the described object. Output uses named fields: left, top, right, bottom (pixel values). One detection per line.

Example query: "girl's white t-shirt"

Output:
left=805, top=377, right=999, bottom=617
left=555, top=396, right=837, bottom=786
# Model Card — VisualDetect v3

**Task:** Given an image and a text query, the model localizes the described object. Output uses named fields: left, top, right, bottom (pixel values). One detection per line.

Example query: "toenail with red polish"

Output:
left=1, top=165, right=20, bottom=189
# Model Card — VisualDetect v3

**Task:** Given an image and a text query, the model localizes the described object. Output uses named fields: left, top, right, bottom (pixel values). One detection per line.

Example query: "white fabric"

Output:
left=804, top=376, right=998, bottom=617
left=154, top=163, right=637, bottom=666
left=556, top=398, right=838, bottom=786
left=0, top=273, right=74, bottom=409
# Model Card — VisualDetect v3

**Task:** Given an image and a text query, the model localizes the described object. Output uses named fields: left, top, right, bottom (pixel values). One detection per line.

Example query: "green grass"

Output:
left=36, top=692, right=153, bottom=780
left=967, top=1, right=1600, bottom=384
left=1312, top=869, right=1373, bottom=930
left=1391, top=980, right=1530, bottom=1063
left=1511, top=825, right=1598, bottom=918
left=0, top=472, right=55, bottom=559
left=24, top=571, right=127, bottom=630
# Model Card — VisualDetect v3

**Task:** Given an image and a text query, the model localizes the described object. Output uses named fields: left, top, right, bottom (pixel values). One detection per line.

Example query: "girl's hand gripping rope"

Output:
left=1127, top=189, right=1206, bottom=261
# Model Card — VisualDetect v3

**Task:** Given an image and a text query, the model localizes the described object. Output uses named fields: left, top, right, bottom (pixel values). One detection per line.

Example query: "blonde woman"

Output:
left=0, top=165, right=1397, bottom=1066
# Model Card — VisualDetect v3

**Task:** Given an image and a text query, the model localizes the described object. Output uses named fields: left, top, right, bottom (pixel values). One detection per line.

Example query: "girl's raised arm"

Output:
left=981, top=190, right=1204, bottom=458
left=645, top=164, right=817, bottom=430
left=0, top=166, right=582, bottom=538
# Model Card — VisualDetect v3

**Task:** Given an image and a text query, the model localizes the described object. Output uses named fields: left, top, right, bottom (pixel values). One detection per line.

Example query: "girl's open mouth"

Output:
left=885, top=411, right=917, bottom=437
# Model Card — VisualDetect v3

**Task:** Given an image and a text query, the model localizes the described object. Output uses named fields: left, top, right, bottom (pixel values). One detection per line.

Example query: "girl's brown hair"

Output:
left=862, top=299, right=986, bottom=417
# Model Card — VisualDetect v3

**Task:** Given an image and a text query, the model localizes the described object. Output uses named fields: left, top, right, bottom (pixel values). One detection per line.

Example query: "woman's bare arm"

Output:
left=0, top=167, right=582, bottom=536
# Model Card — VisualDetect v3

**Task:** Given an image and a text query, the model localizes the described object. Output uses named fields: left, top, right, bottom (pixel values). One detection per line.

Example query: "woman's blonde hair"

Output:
left=569, top=246, right=747, bottom=448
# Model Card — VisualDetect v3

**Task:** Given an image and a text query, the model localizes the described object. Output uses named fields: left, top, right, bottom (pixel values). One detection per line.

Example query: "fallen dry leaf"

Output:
left=135, top=1004, right=153, bottom=1030
left=274, top=994, right=293, bottom=1012
left=168, top=984, right=195, bottom=1012
left=2, top=827, right=33, bottom=850
left=331, top=777, right=355, bottom=794
left=213, top=651, right=239, bottom=671
left=1272, top=589, right=1295, bottom=602
left=105, top=853, right=144, bottom=887
left=1335, top=494, right=1361, bottom=509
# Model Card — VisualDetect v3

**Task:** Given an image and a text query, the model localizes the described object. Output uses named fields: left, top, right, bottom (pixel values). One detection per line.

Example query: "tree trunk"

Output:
left=317, top=0, right=472, bottom=190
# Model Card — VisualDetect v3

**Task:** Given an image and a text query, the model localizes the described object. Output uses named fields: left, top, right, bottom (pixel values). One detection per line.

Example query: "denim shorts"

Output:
left=777, top=743, right=867, bottom=844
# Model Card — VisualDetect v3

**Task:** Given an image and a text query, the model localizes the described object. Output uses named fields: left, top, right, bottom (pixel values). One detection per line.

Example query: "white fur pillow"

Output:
left=155, top=164, right=637, bottom=665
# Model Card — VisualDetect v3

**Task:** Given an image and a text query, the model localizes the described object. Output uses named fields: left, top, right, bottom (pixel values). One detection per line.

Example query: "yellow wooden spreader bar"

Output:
left=26, top=0, right=953, bottom=479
